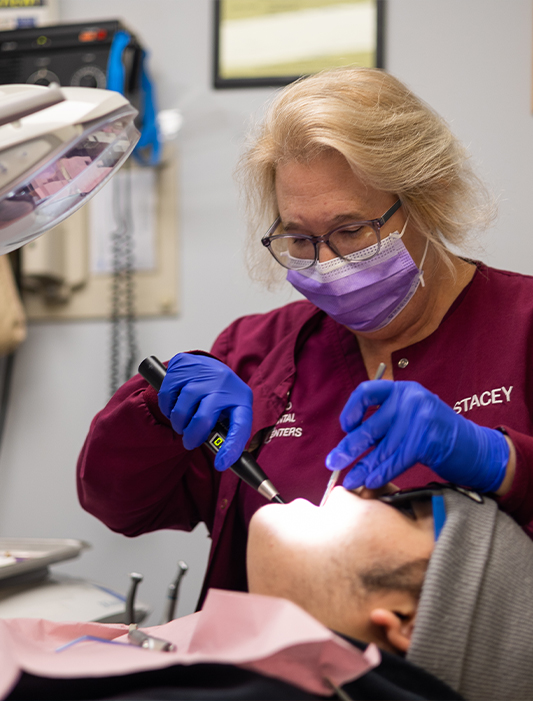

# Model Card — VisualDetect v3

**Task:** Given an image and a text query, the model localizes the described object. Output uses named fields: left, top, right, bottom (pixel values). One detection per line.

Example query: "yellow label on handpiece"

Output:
left=208, top=433, right=225, bottom=451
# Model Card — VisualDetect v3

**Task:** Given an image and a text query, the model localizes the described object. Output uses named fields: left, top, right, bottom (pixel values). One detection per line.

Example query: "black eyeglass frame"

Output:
left=378, top=482, right=484, bottom=509
left=261, top=199, right=402, bottom=270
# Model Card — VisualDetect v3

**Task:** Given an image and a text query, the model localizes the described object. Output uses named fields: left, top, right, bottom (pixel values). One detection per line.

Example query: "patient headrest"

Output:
left=407, top=488, right=533, bottom=701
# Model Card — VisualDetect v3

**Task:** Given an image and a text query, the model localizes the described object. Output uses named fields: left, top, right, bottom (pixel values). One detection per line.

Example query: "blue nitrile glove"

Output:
left=157, top=353, right=253, bottom=471
left=326, top=380, right=510, bottom=492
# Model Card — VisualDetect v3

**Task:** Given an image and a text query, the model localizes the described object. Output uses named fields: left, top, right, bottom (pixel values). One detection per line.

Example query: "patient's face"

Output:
left=247, top=487, right=434, bottom=635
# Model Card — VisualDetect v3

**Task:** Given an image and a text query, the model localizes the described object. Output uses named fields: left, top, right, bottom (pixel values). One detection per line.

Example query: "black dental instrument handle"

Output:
left=138, top=356, right=285, bottom=504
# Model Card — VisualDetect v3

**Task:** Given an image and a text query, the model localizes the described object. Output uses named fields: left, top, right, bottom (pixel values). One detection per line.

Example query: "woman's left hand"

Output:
left=326, top=380, right=510, bottom=492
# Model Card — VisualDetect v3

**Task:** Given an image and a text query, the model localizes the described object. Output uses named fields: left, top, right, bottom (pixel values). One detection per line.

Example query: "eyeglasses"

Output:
left=261, top=199, right=402, bottom=271
left=378, top=483, right=483, bottom=518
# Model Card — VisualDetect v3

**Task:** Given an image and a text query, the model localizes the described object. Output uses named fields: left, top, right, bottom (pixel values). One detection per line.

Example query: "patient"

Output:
left=8, top=485, right=533, bottom=701
left=248, top=486, right=434, bottom=655
left=248, top=484, right=533, bottom=701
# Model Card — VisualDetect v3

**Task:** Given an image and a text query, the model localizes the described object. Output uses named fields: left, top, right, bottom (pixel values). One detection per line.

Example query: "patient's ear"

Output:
left=369, top=605, right=417, bottom=654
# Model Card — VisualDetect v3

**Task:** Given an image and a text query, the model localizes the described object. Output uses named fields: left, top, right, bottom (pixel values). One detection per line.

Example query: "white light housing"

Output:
left=0, top=84, right=140, bottom=254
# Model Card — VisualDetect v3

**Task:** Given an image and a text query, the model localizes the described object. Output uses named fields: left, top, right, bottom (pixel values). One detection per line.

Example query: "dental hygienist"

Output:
left=77, top=68, right=533, bottom=605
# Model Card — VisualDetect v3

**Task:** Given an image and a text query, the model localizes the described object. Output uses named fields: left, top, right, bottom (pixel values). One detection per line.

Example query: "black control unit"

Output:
left=0, top=20, right=142, bottom=104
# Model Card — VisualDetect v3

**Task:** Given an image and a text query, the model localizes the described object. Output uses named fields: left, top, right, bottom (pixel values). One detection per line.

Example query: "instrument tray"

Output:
left=0, top=537, right=89, bottom=583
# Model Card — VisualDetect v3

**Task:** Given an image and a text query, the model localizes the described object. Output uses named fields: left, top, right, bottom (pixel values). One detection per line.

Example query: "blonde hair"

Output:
left=237, top=67, right=495, bottom=286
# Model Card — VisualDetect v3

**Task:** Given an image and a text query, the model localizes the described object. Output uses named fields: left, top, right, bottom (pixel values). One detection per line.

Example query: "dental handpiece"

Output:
left=138, top=356, right=285, bottom=504
left=161, top=560, right=188, bottom=624
left=125, top=572, right=143, bottom=625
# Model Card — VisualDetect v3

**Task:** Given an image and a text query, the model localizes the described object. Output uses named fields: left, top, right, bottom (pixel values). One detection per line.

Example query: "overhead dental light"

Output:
left=0, top=83, right=140, bottom=254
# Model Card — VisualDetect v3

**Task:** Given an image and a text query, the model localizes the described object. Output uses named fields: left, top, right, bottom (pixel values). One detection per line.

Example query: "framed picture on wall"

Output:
left=213, top=0, right=385, bottom=89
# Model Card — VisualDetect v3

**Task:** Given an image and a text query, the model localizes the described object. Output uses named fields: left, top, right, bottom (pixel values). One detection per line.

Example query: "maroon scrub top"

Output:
left=77, top=263, right=533, bottom=606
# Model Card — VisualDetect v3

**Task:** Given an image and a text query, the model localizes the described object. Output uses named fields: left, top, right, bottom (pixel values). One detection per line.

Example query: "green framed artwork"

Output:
left=213, top=0, right=385, bottom=88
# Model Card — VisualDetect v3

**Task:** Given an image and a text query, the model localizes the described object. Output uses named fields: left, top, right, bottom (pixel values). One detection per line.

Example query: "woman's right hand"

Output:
left=158, top=353, right=253, bottom=471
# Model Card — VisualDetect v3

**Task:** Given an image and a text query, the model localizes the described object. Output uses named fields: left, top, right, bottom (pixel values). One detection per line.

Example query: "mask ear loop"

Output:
left=389, top=214, right=410, bottom=240
left=390, top=215, right=429, bottom=289
left=418, top=238, right=430, bottom=288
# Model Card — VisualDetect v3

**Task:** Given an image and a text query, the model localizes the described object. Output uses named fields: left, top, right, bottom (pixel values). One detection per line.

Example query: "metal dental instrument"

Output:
left=138, top=356, right=285, bottom=504
left=161, top=560, right=188, bottom=624
left=128, top=624, right=176, bottom=652
left=320, top=362, right=387, bottom=507
left=125, top=572, right=143, bottom=625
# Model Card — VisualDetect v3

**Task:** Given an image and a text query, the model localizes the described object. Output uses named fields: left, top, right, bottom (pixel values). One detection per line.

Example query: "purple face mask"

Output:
left=286, top=224, right=428, bottom=333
